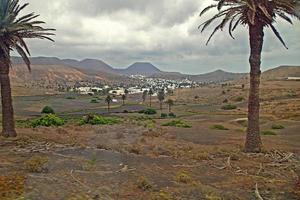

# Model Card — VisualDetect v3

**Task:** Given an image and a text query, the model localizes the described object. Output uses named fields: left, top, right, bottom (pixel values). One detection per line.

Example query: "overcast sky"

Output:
left=22, top=0, right=300, bottom=74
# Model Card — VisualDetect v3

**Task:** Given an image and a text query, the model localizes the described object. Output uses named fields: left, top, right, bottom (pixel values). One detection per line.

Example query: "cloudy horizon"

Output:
left=20, top=0, right=300, bottom=74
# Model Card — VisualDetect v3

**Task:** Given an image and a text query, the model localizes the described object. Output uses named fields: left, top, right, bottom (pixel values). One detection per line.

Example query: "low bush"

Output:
left=210, top=124, right=229, bottom=130
left=80, top=114, right=120, bottom=125
left=221, top=104, right=237, bottom=110
left=31, top=114, right=65, bottom=128
left=90, top=99, right=99, bottom=103
left=137, top=176, right=153, bottom=191
left=66, top=96, right=76, bottom=100
left=168, top=113, right=176, bottom=118
left=143, top=108, right=157, bottom=115
left=234, top=96, right=245, bottom=102
left=175, top=171, right=192, bottom=184
left=161, top=113, right=168, bottom=118
left=24, top=155, right=48, bottom=173
left=223, top=99, right=229, bottom=103
left=41, top=106, right=55, bottom=114
left=162, top=120, right=191, bottom=128
left=271, top=124, right=285, bottom=129
left=261, top=130, right=277, bottom=136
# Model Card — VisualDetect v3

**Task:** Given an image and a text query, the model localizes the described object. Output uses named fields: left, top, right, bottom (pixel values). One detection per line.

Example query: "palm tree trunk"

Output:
left=149, top=95, right=152, bottom=107
left=245, top=24, right=264, bottom=153
left=160, top=102, right=162, bottom=111
left=0, top=55, right=17, bottom=137
left=108, top=103, right=110, bottom=113
left=169, top=105, right=171, bottom=113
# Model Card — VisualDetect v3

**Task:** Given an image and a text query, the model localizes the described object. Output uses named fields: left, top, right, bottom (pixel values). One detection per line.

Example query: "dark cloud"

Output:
left=20, top=0, right=300, bottom=74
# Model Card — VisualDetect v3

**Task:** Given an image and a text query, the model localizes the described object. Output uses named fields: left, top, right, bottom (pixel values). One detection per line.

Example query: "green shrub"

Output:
left=161, top=113, right=168, bottom=118
left=175, top=171, right=192, bottom=184
left=138, top=110, right=145, bottom=114
left=66, top=96, right=76, bottom=100
left=162, top=120, right=191, bottom=128
left=168, top=113, right=176, bottom=118
left=41, top=106, right=55, bottom=114
left=234, top=96, right=245, bottom=102
left=261, top=130, right=277, bottom=136
left=221, top=104, right=237, bottom=110
left=143, top=108, right=157, bottom=115
left=31, top=114, right=65, bottom=128
left=271, top=124, right=285, bottom=129
left=90, top=99, right=99, bottom=103
left=80, top=114, right=120, bottom=125
left=210, top=124, right=229, bottom=130
left=24, top=156, right=48, bottom=173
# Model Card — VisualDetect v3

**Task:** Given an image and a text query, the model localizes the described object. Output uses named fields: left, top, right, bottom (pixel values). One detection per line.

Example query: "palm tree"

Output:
left=157, top=89, right=165, bottom=111
left=105, top=95, right=112, bottom=113
left=142, top=90, right=148, bottom=103
left=148, top=89, right=154, bottom=107
left=121, top=94, right=126, bottom=106
left=124, top=89, right=129, bottom=96
left=166, top=99, right=174, bottom=113
left=199, top=0, right=299, bottom=152
left=0, top=0, right=54, bottom=137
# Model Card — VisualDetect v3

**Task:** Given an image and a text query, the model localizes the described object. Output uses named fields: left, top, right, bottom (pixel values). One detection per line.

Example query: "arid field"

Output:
left=1, top=79, right=300, bottom=200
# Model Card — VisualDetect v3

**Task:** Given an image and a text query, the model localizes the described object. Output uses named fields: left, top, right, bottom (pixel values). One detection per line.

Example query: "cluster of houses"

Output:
left=73, top=76, right=201, bottom=96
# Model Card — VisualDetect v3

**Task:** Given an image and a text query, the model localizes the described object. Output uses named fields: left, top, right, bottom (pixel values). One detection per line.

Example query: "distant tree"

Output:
left=105, top=95, right=113, bottom=113
left=148, top=89, right=154, bottom=107
left=157, top=90, right=165, bottom=111
left=121, top=94, right=126, bottom=106
left=166, top=99, right=174, bottom=113
left=124, top=89, right=129, bottom=96
left=142, top=90, right=148, bottom=103
left=199, top=0, right=299, bottom=153
left=242, top=84, right=245, bottom=90
left=0, top=0, right=54, bottom=137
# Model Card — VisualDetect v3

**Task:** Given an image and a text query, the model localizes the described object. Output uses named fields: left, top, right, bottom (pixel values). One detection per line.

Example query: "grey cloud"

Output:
left=20, top=0, right=300, bottom=74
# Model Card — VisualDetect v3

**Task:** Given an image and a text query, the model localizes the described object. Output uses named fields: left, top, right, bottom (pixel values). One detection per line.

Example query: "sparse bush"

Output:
left=271, top=124, right=285, bottom=129
left=234, top=96, right=245, bottom=102
left=31, top=114, right=65, bottom=128
left=24, top=155, right=48, bottom=173
left=90, top=99, right=99, bottom=103
left=194, top=95, right=199, bottom=99
left=168, top=113, right=176, bottom=118
left=143, top=108, right=157, bottom=115
left=41, top=106, right=55, bottom=114
left=222, top=90, right=226, bottom=95
left=161, top=113, right=168, bottom=118
left=66, top=96, right=75, bottom=100
left=162, top=120, right=191, bottom=128
left=175, top=171, right=192, bottom=184
left=210, top=124, right=229, bottom=130
left=223, top=99, right=228, bottom=103
left=151, top=190, right=173, bottom=200
left=137, top=176, right=153, bottom=191
left=221, top=104, right=237, bottom=110
left=80, top=114, right=119, bottom=125
left=261, top=130, right=277, bottom=135
left=123, top=110, right=129, bottom=113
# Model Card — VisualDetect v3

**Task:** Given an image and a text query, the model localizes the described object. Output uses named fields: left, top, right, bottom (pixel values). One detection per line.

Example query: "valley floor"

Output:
left=0, top=80, right=299, bottom=200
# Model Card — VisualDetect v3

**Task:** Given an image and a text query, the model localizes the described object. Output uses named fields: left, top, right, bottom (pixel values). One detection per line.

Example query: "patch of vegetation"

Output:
left=168, top=113, right=176, bottom=118
left=24, top=155, right=49, bottom=173
left=234, top=96, right=245, bottom=102
left=31, top=114, right=65, bottom=128
left=271, top=124, right=285, bottom=129
left=205, top=193, right=223, bottom=200
left=223, top=99, right=228, bottom=103
left=127, top=145, right=141, bottom=155
left=137, top=176, right=153, bottom=191
left=192, top=152, right=210, bottom=161
left=221, top=104, right=237, bottom=110
left=261, top=130, right=277, bottom=136
left=0, top=174, right=26, bottom=199
left=210, top=124, right=229, bottom=130
left=80, top=114, right=120, bottom=125
left=66, top=96, right=76, bottom=100
left=175, top=171, right=192, bottom=184
left=161, top=113, right=168, bottom=118
left=90, top=99, right=99, bottom=103
left=139, top=108, right=157, bottom=115
left=162, top=120, right=191, bottom=128
left=287, top=90, right=297, bottom=98
left=151, top=190, right=173, bottom=200
left=81, top=156, right=97, bottom=171
left=41, top=106, right=55, bottom=114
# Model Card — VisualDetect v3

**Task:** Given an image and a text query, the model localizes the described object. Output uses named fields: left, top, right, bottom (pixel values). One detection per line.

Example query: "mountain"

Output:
left=262, top=65, right=300, bottom=80
left=118, top=62, right=161, bottom=76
